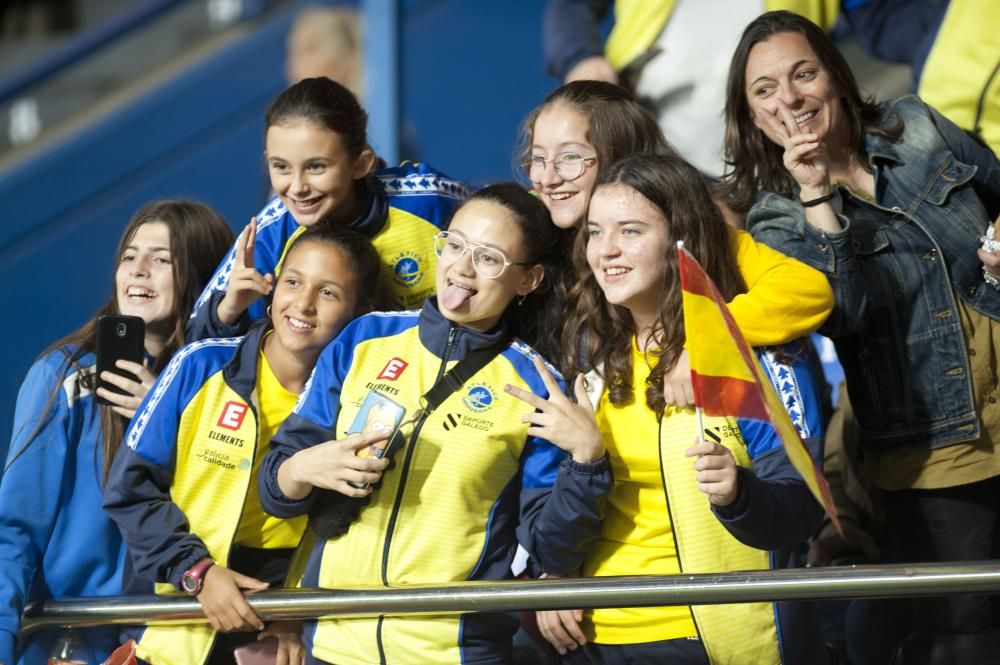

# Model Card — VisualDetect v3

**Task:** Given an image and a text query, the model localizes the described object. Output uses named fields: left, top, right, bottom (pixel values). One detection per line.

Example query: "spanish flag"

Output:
left=678, top=242, right=840, bottom=532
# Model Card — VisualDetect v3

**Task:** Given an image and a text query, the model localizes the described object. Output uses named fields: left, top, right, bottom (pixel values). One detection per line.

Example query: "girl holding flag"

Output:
left=507, top=153, right=826, bottom=664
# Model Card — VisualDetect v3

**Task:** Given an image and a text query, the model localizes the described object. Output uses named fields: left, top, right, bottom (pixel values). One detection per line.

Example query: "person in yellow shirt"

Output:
left=103, top=225, right=393, bottom=665
left=508, top=153, right=826, bottom=664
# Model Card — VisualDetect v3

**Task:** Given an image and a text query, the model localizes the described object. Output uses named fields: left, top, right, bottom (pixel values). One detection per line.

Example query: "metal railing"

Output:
left=22, top=561, right=1000, bottom=634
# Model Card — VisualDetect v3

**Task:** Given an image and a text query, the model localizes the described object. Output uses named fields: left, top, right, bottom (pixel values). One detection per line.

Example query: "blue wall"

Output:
left=0, top=2, right=555, bottom=464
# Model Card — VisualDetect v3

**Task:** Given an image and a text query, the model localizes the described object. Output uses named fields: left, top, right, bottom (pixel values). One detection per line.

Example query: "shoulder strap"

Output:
left=421, top=338, right=507, bottom=414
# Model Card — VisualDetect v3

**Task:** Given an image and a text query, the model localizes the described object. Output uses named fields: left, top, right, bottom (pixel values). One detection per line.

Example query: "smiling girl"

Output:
left=0, top=201, right=233, bottom=665
left=104, top=226, right=391, bottom=665
left=510, top=153, right=825, bottom=664
left=258, top=184, right=611, bottom=665
left=187, top=77, right=469, bottom=341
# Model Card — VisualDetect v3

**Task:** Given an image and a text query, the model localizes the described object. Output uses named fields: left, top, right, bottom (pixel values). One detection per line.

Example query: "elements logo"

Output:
left=217, top=402, right=248, bottom=431
left=378, top=357, right=409, bottom=381
left=392, top=251, right=423, bottom=287
left=462, top=383, right=497, bottom=413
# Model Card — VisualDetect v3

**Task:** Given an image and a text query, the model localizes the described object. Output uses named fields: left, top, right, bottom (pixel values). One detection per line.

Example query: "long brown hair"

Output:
left=719, top=10, right=901, bottom=213
left=564, top=154, right=746, bottom=414
left=14, top=200, right=234, bottom=479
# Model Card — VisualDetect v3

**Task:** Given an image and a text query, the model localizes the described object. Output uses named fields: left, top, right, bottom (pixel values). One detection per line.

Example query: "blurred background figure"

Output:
left=844, top=0, right=999, bottom=155
left=285, top=5, right=363, bottom=96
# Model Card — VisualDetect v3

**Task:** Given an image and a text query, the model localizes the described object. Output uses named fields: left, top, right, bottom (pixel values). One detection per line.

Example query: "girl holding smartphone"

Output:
left=104, top=225, right=392, bottom=665
left=0, top=201, right=233, bottom=665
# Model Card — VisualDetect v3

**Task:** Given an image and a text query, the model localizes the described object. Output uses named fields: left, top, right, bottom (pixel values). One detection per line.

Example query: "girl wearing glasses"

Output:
left=187, top=76, right=469, bottom=341
left=518, top=81, right=833, bottom=392
left=258, top=184, right=612, bottom=665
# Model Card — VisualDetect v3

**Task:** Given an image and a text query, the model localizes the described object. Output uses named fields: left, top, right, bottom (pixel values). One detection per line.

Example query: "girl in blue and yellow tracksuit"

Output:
left=259, top=184, right=613, bottom=665
left=187, top=76, right=470, bottom=341
left=104, top=226, right=391, bottom=665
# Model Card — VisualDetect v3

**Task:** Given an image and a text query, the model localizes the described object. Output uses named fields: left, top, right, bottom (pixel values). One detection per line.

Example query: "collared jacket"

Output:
left=0, top=349, right=125, bottom=665
left=748, top=96, right=1000, bottom=453
left=582, top=342, right=826, bottom=664
left=186, top=162, right=470, bottom=341
left=103, top=322, right=300, bottom=665
left=259, top=300, right=612, bottom=665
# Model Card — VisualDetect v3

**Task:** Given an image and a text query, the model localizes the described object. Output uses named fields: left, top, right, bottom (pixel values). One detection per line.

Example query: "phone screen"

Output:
left=346, top=391, right=407, bottom=489
left=96, top=315, right=145, bottom=406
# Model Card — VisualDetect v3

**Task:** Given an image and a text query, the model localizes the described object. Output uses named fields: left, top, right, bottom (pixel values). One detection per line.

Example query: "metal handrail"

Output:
left=22, top=561, right=1000, bottom=634
left=0, top=0, right=189, bottom=106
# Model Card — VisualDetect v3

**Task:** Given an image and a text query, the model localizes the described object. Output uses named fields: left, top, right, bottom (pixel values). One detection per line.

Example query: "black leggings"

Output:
left=882, top=475, right=1000, bottom=634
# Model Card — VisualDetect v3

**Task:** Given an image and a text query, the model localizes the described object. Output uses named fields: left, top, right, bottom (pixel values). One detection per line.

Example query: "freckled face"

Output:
left=586, top=183, right=670, bottom=323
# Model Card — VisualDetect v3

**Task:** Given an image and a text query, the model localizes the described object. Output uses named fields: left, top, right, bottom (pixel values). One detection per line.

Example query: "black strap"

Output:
left=421, top=338, right=508, bottom=414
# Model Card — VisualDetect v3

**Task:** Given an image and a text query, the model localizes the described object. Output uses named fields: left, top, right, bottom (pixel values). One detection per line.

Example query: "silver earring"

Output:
left=266, top=305, right=272, bottom=318
left=516, top=295, right=526, bottom=307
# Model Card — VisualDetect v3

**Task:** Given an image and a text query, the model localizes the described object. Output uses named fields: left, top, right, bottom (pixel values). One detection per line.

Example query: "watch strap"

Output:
left=181, top=558, right=214, bottom=595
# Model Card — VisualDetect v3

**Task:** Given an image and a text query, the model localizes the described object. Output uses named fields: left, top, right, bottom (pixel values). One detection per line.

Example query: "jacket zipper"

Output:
left=375, top=326, right=458, bottom=664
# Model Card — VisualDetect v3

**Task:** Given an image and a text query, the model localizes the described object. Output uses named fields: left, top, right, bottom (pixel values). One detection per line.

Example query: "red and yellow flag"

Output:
left=677, top=242, right=840, bottom=532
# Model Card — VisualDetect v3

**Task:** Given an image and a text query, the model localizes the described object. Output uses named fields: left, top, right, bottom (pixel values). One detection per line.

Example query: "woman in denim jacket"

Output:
left=720, top=10, right=1000, bottom=663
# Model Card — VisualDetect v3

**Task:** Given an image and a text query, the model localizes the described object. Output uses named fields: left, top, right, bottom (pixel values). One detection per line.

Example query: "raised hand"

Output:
left=278, top=430, right=391, bottom=500
left=217, top=218, right=275, bottom=326
left=196, top=564, right=268, bottom=633
left=755, top=100, right=831, bottom=196
left=685, top=436, right=740, bottom=507
left=504, top=355, right=605, bottom=464
left=97, top=358, right=156, bottom=419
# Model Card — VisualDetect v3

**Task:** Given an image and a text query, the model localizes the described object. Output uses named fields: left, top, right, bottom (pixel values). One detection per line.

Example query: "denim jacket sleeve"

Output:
left=748, top=193, right=870, bottom=338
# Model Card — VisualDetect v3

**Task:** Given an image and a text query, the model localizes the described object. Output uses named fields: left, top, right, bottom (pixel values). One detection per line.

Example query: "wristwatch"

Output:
left=180, top=558, right=215, bottom=595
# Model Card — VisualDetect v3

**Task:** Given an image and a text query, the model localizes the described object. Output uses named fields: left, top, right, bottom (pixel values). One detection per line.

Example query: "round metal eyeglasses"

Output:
left=433, top=232, right=531, bottom=279
left=527, top=152, right=597, bottom=182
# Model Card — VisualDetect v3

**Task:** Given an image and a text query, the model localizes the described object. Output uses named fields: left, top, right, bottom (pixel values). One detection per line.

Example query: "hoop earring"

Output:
left=266, top=305, right=272, bottom=318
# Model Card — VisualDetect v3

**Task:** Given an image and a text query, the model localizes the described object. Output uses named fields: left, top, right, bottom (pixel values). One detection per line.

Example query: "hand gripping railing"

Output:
left=21, top=561, right=1000, bottom=634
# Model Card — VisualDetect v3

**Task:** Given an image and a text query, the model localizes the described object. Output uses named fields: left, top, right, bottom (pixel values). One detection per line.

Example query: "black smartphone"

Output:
left=96, top=315, right=145, bottom=406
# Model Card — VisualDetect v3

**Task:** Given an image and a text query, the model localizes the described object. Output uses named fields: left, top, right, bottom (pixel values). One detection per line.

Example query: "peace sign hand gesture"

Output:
left=504, top=356, right=605, bottom=464
left=217, top=218, right=275, bottom=325
left=755, top=100, right=831, bottom=197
